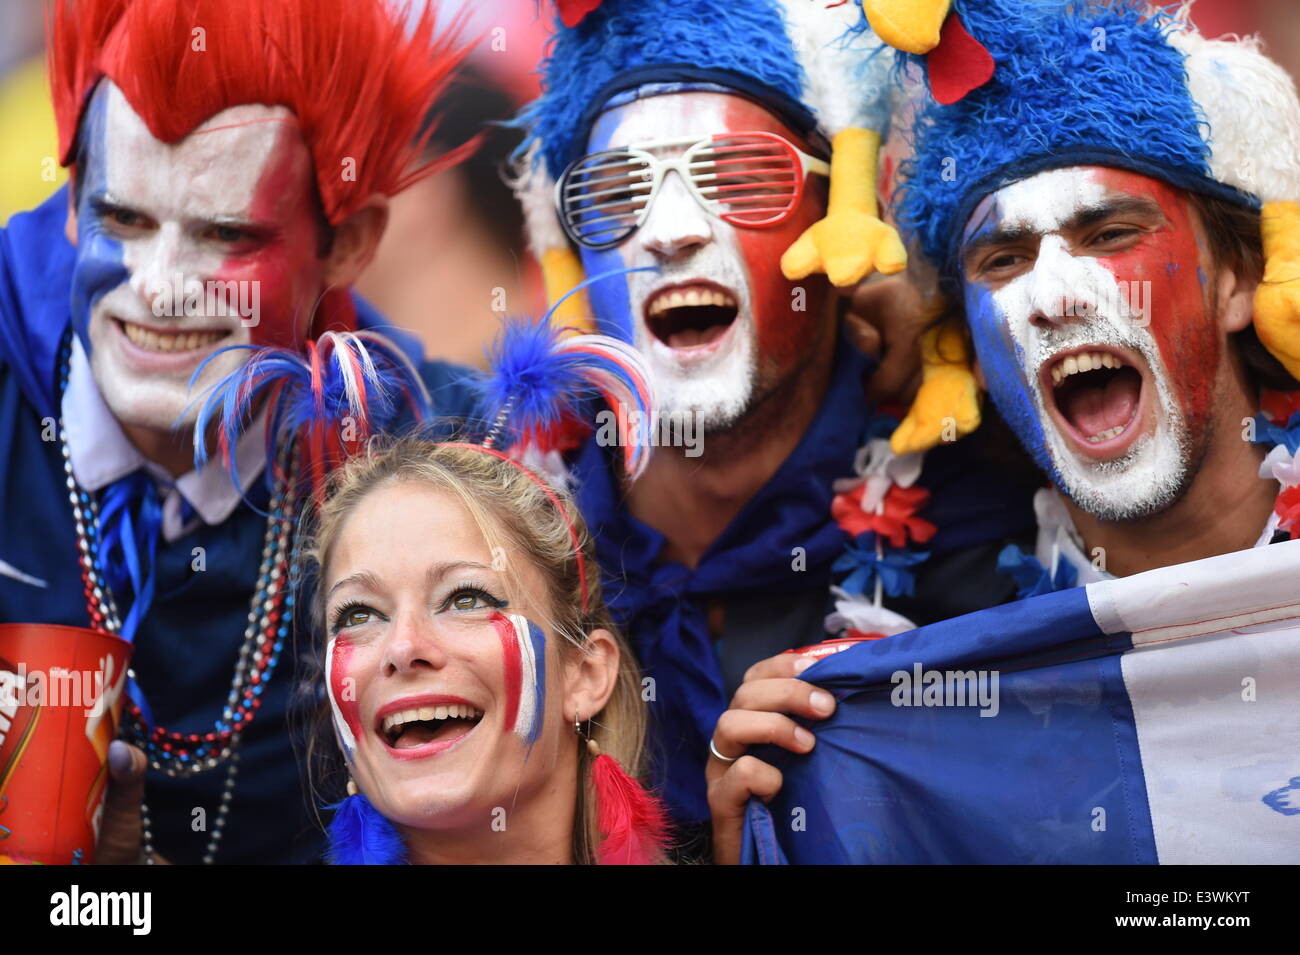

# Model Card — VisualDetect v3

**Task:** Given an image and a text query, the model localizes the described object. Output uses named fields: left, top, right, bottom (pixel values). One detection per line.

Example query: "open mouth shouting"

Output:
left=376, top=695, right=484, bottom=761
left=1041, top=345, right=1151, bottom=459
left=644, top=280, right=739, bottom=353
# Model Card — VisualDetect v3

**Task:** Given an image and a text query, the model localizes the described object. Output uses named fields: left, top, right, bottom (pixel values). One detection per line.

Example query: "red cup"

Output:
left=0, top=623, right=133, bottom=865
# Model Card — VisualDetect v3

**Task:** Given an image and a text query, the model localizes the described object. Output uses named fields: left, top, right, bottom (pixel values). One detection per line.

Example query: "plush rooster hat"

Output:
left=873, top=0, right=1300, bottom=452
left=515, top=0, right=907, bottom=333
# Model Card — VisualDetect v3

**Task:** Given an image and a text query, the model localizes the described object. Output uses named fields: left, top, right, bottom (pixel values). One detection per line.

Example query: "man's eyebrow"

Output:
left=962, top=224, right=1038, bottom=260
left=961, top=197, right=1166, bottom=261
left=1062, top=196, right=1164, bottom=232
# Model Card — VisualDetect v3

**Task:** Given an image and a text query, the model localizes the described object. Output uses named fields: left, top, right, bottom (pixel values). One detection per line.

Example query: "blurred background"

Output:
left=1, top=0, right=1297, bottom=367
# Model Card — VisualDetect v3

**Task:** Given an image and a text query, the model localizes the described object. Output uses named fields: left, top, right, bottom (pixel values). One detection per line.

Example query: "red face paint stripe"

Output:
left=492, top=611, right=522, bottom=733
left=329, top=637, right=363, bottom=744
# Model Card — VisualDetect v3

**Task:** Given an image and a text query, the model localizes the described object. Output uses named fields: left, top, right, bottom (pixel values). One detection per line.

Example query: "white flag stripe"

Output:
left=1088, top=537, right=1300, bottom=645
left=1121, top=620, right=1300, bottom=863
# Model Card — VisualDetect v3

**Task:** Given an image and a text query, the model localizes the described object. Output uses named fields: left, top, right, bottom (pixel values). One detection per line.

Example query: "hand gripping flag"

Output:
left=742, top=539, right=1300, bottom=864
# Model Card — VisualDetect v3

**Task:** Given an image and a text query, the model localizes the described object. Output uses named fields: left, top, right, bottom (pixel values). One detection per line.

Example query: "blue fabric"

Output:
left=522, top=0, right=808, bottom=180
left=996, top=543, right=1077, bottom=599
left=98, top=470, right=163, bottom=644
left=571, top=339, right=873, bottom=825
left=571, top=332, right=1036, bottom=826
left=0, top=187, right=479, bottom=863
left=740, top=586, right=1158, bottom=864
left=894, top=0, right=1233, bottom=272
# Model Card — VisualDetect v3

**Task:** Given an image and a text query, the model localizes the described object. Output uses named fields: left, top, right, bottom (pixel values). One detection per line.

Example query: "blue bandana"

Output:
left=570, top=335, right=872, bottom=824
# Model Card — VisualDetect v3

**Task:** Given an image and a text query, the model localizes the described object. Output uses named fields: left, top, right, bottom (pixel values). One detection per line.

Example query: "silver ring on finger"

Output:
left=709, top=737, right=740, bottom=763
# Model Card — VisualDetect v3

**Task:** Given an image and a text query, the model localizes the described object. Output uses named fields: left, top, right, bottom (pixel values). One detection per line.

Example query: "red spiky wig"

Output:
left=48, top=0, right=472, bottom=226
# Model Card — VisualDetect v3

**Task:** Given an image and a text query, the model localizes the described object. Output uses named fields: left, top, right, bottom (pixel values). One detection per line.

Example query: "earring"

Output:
left=574, top=711, right=601, bottom=756
left=346, top=778, right=358, bottom=796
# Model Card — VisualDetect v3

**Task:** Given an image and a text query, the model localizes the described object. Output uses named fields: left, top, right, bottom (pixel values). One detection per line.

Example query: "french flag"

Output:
left=743, top=539, right=1300, bottom=864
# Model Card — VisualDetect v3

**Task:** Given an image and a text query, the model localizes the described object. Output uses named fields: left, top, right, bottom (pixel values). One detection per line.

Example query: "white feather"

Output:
left=1169, top=28, right=1300, bottom=203
left=777, top=0, right=895, bottom=135
left=511, top=140, right=570, bottom=258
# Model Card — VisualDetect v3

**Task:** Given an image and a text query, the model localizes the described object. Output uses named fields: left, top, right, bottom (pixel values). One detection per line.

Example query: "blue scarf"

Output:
left=571, top=338, right=871, bottom=824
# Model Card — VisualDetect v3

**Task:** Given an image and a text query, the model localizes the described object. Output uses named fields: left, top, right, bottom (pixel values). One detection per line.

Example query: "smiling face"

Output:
left=577, top=91, right=831, bottom=431
left=959, top=166, right=1230, bottom=520
left=71, top=81, right=330, bottom=435
left=322, top=480, right=578, bottom=833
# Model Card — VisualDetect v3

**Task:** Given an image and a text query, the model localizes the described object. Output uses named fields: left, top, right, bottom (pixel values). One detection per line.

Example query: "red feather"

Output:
left=557, top=0, right=603, bottom=28
left=926, top=11, right=995, bottom=105
left=591, top=753, right=670, bottom=865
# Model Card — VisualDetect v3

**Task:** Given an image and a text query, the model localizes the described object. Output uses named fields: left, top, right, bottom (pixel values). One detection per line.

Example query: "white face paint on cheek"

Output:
left=977, top=169, right=1192, bottom=520
left=325, top=634, right=361, bottom=759
left=87, top=84, right=296, bottom=439
left=599, top=95, right=758, bottom=429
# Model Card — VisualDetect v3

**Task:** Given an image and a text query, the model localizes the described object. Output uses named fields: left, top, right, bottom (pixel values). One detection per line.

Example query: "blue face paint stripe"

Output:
left=525, top=619, right=547, bottom=747
left=69, top=86, right=129, bottom=355
left=963, top=279, right=1062, bottom=488
left=576, top=110, right=634, bottom=342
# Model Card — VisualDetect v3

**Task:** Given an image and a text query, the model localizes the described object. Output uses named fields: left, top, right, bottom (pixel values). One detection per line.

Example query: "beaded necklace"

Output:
left=56, top=333, right=300, bottom=864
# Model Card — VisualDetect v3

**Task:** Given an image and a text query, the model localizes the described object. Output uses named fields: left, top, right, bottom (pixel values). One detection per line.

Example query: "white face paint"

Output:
left=962, top=168, right=1193, bottom=521
left=78, top=83, right=325, bottom=442
left=593, top=95, right=758, bottom=429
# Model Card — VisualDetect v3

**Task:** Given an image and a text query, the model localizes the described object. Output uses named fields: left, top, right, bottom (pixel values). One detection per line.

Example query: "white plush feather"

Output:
left=778, top=0, right=895, bottom=136
left=511, top=140, right=570, bottom=258
left=1169, top=28, right=1300, bottom=203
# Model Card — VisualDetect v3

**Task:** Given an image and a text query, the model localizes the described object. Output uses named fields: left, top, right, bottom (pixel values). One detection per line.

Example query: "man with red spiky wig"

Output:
left=0, top=0, right=477, bottom=863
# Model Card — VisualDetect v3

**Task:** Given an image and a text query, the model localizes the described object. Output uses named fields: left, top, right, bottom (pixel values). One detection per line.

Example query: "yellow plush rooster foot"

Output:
left=862, top=0, right=952, bottom=55
left=890, top=324, right=981, bottom=454
left=1255, top=201, right=1300, bottom=381
left=541, top=246, right=596, bottom=334
left=781, top=210, right=908, bottom=287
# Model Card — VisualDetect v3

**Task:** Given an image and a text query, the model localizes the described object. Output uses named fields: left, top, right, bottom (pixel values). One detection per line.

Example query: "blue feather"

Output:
left=325, top=793, right=407, bottom=866
left=184, top=331, right=433, bottom=497
left=474, top=313, right=656, bottom=478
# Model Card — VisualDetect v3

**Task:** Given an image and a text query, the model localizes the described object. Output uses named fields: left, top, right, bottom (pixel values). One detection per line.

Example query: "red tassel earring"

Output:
left=577, top=715, right=671, bottom=865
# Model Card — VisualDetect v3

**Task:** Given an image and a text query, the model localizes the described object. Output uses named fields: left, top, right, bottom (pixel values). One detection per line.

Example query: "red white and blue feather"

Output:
left=188, top=330, right=432, bottom=501
left=476, top=317, right=656, bottom=482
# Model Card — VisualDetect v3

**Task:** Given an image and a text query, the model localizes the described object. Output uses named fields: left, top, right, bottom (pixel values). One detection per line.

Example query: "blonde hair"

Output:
left=302, top=436, right=651, bottom=864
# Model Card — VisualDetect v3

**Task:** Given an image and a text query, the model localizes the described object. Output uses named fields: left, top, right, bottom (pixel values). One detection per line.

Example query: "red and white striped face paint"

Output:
left=960, top=166, right=1224, bottom=520
left=77, top=82, right=328, bottom=438
left=321, top=482, right=567, bottom=830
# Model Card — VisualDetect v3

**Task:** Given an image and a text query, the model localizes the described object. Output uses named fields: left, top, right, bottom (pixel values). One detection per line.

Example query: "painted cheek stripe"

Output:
left=492, top=612, right=547, bottom=744
left=325, top=634, right=361, bottom=758
left=492, top=612, right=523, bottom=734
left=522, top=616, right=547, bottom=747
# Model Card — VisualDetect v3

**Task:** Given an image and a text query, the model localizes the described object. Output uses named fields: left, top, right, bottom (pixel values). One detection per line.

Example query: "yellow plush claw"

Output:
left=1255, top=201, right=1300, bottom=381
left=862, top=0, right=952, bottom=55
left=890, top=322, right=981, bottom=454
left=541, top=246, right=597, bottom=334
left=781, top=127, right=907, bottom=288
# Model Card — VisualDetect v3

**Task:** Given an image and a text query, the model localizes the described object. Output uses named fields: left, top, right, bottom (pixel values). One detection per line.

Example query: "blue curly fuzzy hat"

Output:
left=523, top=0, right=816, bottom=181
left=895, top=0, right=1259, bottom=274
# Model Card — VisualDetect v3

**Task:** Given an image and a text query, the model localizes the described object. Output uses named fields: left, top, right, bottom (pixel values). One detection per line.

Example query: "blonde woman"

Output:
left=305, top=438, right=669, bottom=865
